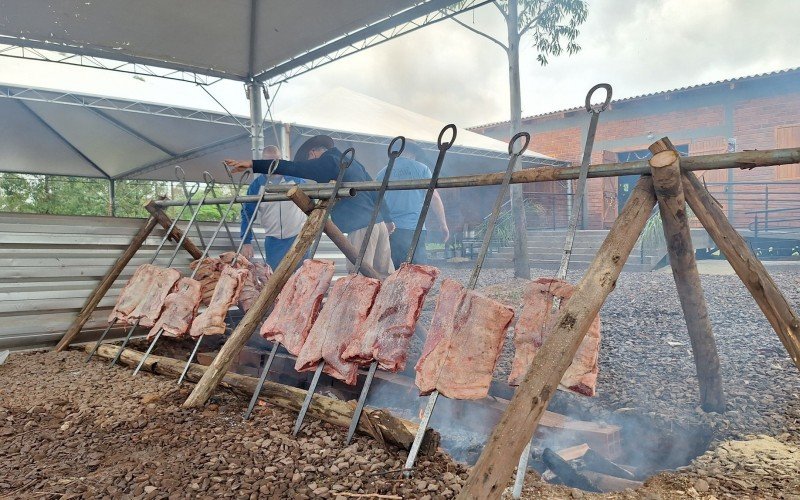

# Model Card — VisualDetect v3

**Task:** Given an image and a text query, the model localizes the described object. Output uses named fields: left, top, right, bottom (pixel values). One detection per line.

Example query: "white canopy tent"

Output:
left=0, top=0, right=496, bottom=161
left=0, top=83, right=564, bottom=184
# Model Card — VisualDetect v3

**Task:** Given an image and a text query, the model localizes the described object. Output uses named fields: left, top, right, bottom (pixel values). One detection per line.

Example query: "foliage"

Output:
left=474, top=198, right=543, bottom=247
left=0, top=173, right=244, bottom=222
left=452, top=0, right=588, bottom=61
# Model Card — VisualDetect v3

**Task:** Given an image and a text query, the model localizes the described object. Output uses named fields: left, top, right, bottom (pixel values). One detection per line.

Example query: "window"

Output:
left=776, top=125, right=800, bottom=180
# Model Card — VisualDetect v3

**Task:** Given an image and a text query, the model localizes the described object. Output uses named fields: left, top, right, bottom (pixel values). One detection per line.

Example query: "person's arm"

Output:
left=251, top=156, right=338, bottom=183
left=430, top=190, right=449, bottom=242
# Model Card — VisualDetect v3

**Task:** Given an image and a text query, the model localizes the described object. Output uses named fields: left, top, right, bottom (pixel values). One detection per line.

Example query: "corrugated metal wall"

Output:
left=0, top=212, right=346, bottom=351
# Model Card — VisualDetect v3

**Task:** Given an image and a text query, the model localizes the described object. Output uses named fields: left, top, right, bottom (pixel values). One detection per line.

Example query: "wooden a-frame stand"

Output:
left=459, top=138, right=800, bottom=499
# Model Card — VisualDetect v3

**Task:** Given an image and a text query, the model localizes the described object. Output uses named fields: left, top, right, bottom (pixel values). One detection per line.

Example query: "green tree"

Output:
left=452, top=0, right=588, bottom=278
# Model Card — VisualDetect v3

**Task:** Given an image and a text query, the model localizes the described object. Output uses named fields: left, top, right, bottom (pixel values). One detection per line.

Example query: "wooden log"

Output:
left=151, top=148, right=800, bottom=199
left=459, top=176, right=657, bottom=500
left=555, top=444, right=590, bottom=461
left=541, top=448, right=600, bottom=492
left=183, top=201, right=329, bottom=408
left=55, top=215, right=159, bottom=351
left=581, top=472, right=643, bottom=493
left=648, top=144, right=726, bottom=412
left=681, top=170, right=800, bottom=369
left=287, top=187, right=381, bottom=279
left=88, top=344, right=437, bottom=452
left=144, top=200, right=203, bottom=260
left=582, top=448, right=636, bottom=480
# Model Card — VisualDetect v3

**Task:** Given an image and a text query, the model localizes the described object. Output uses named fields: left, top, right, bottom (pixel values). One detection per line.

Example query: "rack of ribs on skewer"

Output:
left=259, top=259, right=335, bottom=356
left=190, top=257, right=224, bottom=306
left=295, top=273, right=381, bottom=385
left=508, top=277, right=601, bottom=396
left=415, top=279, right=515, bottom=400
left=219, top=252, right=273, bottom=312
left=108, top=264, right=181, bottom=327
left=189, top=265, right=249, bottom=337
left=342, top=263, right=440, bottom=372
left=147, top=277, right=202, bottom=340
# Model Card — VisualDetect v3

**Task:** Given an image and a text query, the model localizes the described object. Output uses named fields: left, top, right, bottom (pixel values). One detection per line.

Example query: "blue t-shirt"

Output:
left=375, top=157, right=432, bottom=231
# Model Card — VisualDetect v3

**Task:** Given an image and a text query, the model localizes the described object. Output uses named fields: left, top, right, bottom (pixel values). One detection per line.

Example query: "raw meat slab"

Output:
left=189, top=265, right=249, bottom=337
left=295, top=274, right=381, bottom=385
left=109, top=264, right=180, bottom=327
left=415, top=279, right=514, bottom=400
left=508, top=277, right=601, bottom=396
left=259, top=259, right=334, bottom=356
left=147, top=278, right=202, bottom=339
left=342, top=263, right=439, bottom=372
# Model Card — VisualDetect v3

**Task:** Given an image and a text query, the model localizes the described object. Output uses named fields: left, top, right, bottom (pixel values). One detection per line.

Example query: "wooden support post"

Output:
left=55, top=215, right=159, bottom=351
left=459, top=176, right=656, bottom=500
left=287, top=187, right=381, bottom=279
left=648, top=142, right=726, bottom=412
left=144, top=200, right=203, bottom=260
left=681, top=170, right=800, bottom=369
left=183, top=200, right=329, bottom=408
left=89, top=344, right=439, bottom=452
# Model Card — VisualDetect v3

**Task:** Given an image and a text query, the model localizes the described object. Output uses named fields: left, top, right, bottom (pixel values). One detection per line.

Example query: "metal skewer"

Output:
left=142, top=168, right=251, bottom=382
left=292, top=139, right=401, bottom=435
left=511, top=84, right=611, bottom=498
left=133, top=169, right=255, bottom=375
left=403, top=131, right=531, bottom=478
left=85, top=169, right=202, bottom=363
left=176, top=166, right=207, bottom=249
left=243, top=151, right=353, bottom=420
left=345, top=126, right=456, bottom=444
left=108, top=172, right=218, bottom=368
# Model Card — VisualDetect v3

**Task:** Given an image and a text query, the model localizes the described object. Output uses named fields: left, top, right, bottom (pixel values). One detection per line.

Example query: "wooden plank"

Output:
left=681, top=170, right=800, bottom=368
left=183, top=196, right=329, bottom=408
left=144, top=200, right=203, bottom=260
left=556, top=444, right=590, bottom=461
left=90, top=344, right=439, bottom=452
left=55, top=215, right=159, bottom=351
left=459, top=176, right=656, bottom=500
left=649, top=141, right=725, bottom=412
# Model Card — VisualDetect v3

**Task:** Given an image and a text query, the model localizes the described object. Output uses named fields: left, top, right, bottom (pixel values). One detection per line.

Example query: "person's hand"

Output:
left=223, top=159, right=253, bottom=174
left=386, top=222, right=396, bottom=235
left=241, top=243, right=254, bottom=260
left=439, top=224, right=450, bottom=243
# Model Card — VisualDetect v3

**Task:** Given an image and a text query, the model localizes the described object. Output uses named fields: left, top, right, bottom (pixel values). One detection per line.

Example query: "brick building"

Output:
left=471, top=68, right=800, bottom=231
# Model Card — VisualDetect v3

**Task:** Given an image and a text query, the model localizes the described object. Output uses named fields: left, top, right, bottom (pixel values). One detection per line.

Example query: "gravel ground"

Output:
left=1, top=264, right=798, bottom=499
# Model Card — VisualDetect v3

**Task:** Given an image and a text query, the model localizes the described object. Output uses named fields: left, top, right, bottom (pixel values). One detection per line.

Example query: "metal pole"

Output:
left=404, top=133, right=530, bottom=478
left=248, top=80, right=263, bottom=160
left=109, top=179, right=116, bottom=217
left=345, top=127, right=456, bottom=444
left=512, top=84, right=612, bottom=498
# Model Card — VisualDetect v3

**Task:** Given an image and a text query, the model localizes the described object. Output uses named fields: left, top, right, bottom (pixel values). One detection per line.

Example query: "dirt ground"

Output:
left=2, top=349, right=798, bottom=499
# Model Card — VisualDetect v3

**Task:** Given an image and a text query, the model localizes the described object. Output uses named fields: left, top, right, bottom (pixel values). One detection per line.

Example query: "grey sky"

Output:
left=1, top=0, right=798, bottom=130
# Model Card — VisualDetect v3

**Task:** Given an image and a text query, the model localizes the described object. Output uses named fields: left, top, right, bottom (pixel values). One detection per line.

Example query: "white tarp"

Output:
left=0, top=0, right=452, bottom=81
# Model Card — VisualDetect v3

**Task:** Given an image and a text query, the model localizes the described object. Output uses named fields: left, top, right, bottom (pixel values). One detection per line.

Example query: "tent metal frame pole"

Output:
left=248, top=81, right=264, bottom=160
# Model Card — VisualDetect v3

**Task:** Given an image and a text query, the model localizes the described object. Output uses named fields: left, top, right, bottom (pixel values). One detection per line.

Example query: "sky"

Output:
left=1, top=0, right=798, bottom=130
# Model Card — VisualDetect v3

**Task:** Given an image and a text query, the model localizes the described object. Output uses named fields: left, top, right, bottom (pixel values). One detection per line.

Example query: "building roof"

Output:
left=469, top=67, right=800, bottom=130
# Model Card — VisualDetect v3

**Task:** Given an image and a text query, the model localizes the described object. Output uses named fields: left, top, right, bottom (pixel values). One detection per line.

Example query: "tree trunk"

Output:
left=507, top=1, right=531, bottom=279
left=459, top=176, right=656, bottom=500
left=648, top=145, right=726, bottom=412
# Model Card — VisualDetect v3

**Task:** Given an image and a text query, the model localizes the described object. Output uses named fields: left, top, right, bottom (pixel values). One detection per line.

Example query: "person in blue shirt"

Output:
left=224, top=135, right=396, bottom=277
left=240, top=145, right=309, bottom=270
left=375, top=141, right=449, bottom=268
